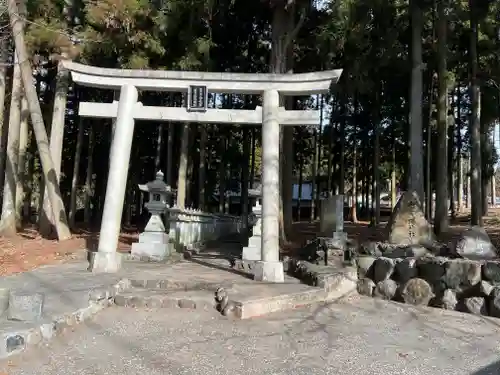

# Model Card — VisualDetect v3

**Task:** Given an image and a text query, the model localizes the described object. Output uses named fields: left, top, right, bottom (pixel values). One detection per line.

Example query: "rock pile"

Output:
left=356, top=255, right=500, bottom=317
left=354, top=190, right=500, bottom=318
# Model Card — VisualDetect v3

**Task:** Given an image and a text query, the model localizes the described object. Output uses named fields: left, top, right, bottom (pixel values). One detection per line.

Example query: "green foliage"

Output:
left=12, top=0, right=500, bottom=214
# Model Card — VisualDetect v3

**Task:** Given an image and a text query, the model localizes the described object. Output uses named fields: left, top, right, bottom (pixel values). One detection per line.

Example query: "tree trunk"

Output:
left=154, top=124, right=163, bottom=172
left=310, top=125, right=319, bottom=221
left=166, top=123, right=174, bottom=186
left=69, top=118, right=84, bottom=228
left=8, top=1, right=71, bottom=239
left=198, top=125, right=207, bottom=210
left=339, top=98, right=345, bottom=195
left=448, top=92, right=455, bottom=218
left=297, top=159, right=303, bottom=221
left=434, top=0, right=448, bottom=235
left=250, top=127, right=256, bottom=186
left=373, top=91, right=381, bottom=225
left=39, top=60, right=70, bottom=237
left=271, top=0, right=300, bottom=240
left=351, top=95, right=358, bottom=222
left=176, top=123, right=190, bottom=209
left=23, top=127, right=33, bottom=221
left=480, top=94, right=488, bottom=216
left=224, top=130, right=231, bottom=213
left=351, top=132, right=358, bottom=223
left=469, top=0, right=482, bottom=226
left=326, top=101, right=335, bottom=196
left=425, top=72, right=435, bottom=219
left=391, top=139, right=397, bottom=209
left=456, top=85, right=463, bottom=213
left=15, top=94, right=28, bottom=227
left=241, top=128, right=250, bottom=226
left=0, top=51, right=22, bottom=236
left=84, top=125, right=95, bottom=225
left=0, top=42, right=8, bottom=198
left=218, top=130, right=226, bottom=213
left=409, top=0, right=424, bottom=200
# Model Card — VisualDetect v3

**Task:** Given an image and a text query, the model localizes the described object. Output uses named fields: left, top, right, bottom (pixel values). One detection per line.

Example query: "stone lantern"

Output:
left=131, top=171, right=173, bottom=260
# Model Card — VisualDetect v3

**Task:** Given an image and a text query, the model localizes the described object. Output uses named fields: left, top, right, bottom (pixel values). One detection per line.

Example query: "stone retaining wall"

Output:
left=356, top=255, right=500, bottom=317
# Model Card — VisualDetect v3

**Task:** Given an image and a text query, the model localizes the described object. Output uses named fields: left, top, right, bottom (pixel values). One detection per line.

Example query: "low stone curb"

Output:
left=287, top=259, right=358, bottom=292
left=0, top=279, right=130, bottom=359
left=114, top=292, right=215, bottom=311
left=127, top=278, right=233, bottom=291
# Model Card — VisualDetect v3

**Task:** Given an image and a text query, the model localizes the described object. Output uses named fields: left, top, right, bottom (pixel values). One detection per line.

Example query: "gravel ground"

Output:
left=2, top=296, right=500, bottom=375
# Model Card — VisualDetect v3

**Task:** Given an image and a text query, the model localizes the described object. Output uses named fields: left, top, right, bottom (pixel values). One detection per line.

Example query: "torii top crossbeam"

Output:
left=62, top=61, right=342, bottom=95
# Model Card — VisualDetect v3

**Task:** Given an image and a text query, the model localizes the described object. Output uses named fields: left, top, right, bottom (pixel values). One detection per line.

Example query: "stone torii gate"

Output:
left=62, top=61, right=342, bottom=282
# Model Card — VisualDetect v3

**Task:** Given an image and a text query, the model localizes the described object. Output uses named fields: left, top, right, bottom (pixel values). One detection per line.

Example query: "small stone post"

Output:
left=131, top=171, right=173, bottom=260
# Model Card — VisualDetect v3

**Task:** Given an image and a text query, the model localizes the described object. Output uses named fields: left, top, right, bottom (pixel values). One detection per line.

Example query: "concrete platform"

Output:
left=0, top=249, right=357, bottom=359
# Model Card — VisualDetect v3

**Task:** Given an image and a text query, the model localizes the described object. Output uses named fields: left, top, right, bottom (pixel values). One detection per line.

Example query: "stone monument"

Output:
left=386, top=190, right=434, bottom=245
left=131, top=171, right=173, bottom=261
left=242, top=200, right=262, bottom=261
left=322, top=195, right=347, bottom=250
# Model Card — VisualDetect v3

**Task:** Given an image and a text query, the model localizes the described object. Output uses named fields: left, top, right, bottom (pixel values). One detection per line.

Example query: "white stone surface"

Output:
left=242, top=202, right=262, bottom=261
left=242, top=246, right=261, bottom=261
left=88, top=252, right=123, bottom=273
left=63, top=61, right=342, bottom=95
left=96, top=85, right=138, bottom=263
left=261, top=90, right=280, bottom=268
left=144, top=214, right=165, bottom=232
left=79, top=102, right=321, bottom=126
left=167, top=208, right=244, bottom=252
left=131, top=242, right=170, bottom=260
left=253, top=261, right=284, bottom=283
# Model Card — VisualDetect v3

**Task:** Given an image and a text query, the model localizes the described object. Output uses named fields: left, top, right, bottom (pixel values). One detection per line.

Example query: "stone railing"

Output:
left=167, top=207, right=245, bottom=252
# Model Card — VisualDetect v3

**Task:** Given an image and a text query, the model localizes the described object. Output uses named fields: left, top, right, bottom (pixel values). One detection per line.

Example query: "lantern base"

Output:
left=131, top=232, right=170, bottom=261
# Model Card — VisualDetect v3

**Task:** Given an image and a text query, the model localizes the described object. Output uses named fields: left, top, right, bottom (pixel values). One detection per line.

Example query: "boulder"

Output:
left=401, top=278, right=434, bottom=306
left=454, top=226, right=498, bottom=260
left=357, top=278, right=375, bottom=297
left=489, top=287, right=500, bottom=318
left=356, top=256, right=376, bottom=279
left=459, top=297, right=488, bottom=315
left=358, top=242, right=382, bottom=257
left=482, top=261, right=500, bottom=283
left=372, top=257, right=395, bottom=283
left=416, top=256, right=447, bottom=285
left=382, top=245, right=430, bottom=259
left=440, top=289, right=458, bottom=310
left=442, top=259, right=481, bottom=291
left=479, top=280, right=494, bottom=297
left=393, top=258, right=418, bottom=284
left=385, top=191, right=434, bottom=245
left=374, top=279, right=398, bottom=300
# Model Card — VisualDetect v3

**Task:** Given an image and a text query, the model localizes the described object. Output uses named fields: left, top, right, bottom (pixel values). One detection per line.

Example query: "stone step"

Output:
left=114, top=289, right=217, bottom=311
left=227, top=281, right=356, bottom=319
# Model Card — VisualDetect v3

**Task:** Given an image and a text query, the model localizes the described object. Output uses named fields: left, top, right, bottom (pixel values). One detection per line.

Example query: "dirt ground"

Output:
left=1, top=210, right=500, bottom=277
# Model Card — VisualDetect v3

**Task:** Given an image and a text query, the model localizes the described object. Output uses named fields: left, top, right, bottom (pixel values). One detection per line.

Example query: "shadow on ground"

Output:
left=470, top=360, right=500, bottom=375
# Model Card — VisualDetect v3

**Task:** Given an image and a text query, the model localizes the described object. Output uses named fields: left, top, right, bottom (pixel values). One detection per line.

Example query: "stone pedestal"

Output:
left=331, top=231, right=347, bottom=250
left=131, top=213, right=170, bottom=260
left=88, top=251, right=123, bottom=273
left=242, top=218, right=262, bottom=260
left=254, top=261, right=284, bottom=283
left=242, top=202, right=262, bottom=261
